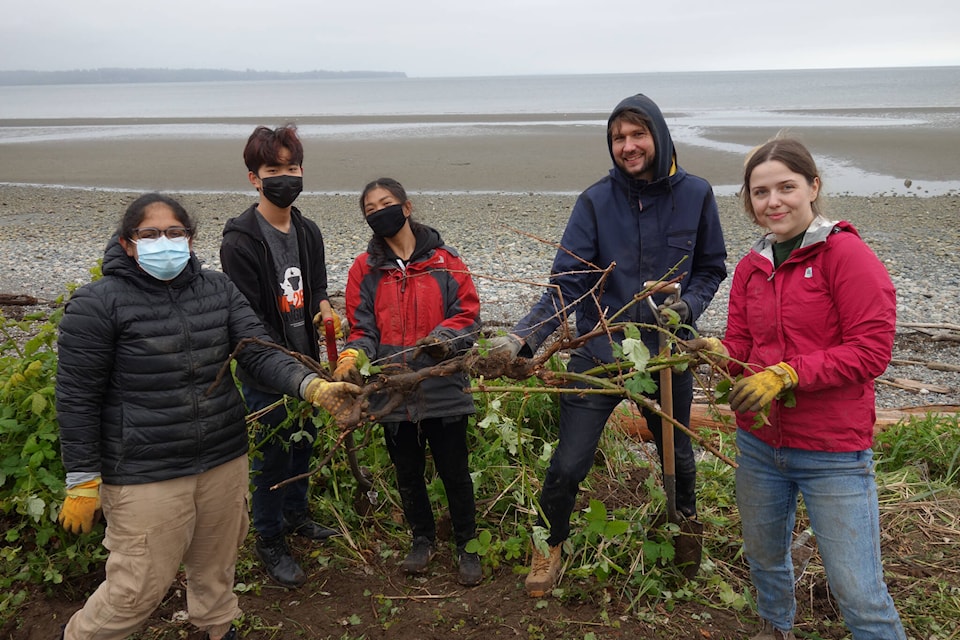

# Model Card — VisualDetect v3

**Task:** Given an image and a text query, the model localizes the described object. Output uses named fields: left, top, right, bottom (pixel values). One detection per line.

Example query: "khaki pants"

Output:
left=65, top=455, right=249, bottom=640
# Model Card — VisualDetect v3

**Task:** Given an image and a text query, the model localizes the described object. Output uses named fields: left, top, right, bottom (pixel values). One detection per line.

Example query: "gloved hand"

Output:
left=728, top=362, right=798, bottom=413
left=682, top=336, right=728, bottom=358
left=487, top=334, right=523, bottom=360
left=58, top=477, right=102, bottom=534
left=414, top=335, right=452, bottom=360
left=313, top=309, right=344, bottom=339
left=304, top=378, right=362, bottom=425
left=332, top=348, right=363, bottom=385
left=657, top=299, right=690, bottom=324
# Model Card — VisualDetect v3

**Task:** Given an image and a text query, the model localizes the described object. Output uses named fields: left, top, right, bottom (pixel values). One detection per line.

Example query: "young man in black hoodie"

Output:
left=220, top=125, right=340, bottom=589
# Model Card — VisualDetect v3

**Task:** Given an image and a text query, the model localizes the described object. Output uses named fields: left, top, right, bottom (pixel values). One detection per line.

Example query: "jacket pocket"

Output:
left=665, top=230, right=697, bottom=271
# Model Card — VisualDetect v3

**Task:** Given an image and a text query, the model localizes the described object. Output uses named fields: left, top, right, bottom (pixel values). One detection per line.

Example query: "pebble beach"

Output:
left=1, top=184, right=957, bottom=409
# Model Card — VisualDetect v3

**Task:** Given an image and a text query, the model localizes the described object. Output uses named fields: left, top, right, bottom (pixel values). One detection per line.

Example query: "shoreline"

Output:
left=1, top=109, right=959, bottom=196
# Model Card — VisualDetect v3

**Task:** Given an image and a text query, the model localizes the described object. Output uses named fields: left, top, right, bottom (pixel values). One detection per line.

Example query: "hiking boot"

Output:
left=524, top=544, right=562, bottom=597
left=751, top=620, right=796, bottom=640
left=456, top=549, right=483, bottom=586
left=255, top=534, right=306, bottom=588
left=283, top=511, right=339, bottom=540
left=401, top=536, right=436, bottom=574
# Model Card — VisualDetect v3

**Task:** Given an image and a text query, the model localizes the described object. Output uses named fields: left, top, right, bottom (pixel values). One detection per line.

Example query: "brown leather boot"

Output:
left=524, top=544, right=562, bottom=596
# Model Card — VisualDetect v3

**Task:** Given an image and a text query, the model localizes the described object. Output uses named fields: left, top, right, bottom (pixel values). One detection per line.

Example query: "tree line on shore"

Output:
left=0, top=67, right=406, bottom=86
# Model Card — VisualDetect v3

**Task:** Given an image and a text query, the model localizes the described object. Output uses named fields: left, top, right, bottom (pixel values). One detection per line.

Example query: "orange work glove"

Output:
left=313, top=309, right=344, bottom=339
left=58, top=477, right=102, bottom=534
left=728, top=362, right=798, bottom=413
left=332, top=348, right=363, bottom=385
left=304, top=378, right=362, bottom=426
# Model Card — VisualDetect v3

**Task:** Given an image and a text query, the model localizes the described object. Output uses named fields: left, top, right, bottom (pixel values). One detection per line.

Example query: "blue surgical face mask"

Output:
left=134, top=236, right=191, bottom=281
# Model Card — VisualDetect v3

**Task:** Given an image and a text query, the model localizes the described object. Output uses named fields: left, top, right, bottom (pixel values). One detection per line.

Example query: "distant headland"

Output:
left=0, top=68, right=407, bottom=86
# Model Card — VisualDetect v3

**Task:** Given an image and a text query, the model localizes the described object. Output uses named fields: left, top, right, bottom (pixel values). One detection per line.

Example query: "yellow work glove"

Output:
left=332, top=348, right=363, bottom=385
left=58, top=477, right=102, bottom=534
left=728, top=362, right=798, bottom=413
left=304, top=378, right=362, bottom=426
left=682, top=336, right=728, bottom=359
left=313, top=309, right=344, bottom=339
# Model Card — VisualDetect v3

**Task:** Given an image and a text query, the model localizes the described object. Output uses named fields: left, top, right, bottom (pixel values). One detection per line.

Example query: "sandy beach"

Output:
left=2, top=109, right=960, bottom=195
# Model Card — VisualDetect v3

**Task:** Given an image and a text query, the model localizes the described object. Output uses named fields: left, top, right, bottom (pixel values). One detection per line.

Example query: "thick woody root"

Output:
left=340, top=351, right=547, bottom=429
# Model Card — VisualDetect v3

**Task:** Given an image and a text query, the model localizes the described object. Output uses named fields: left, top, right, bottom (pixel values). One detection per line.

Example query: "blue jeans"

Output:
left=244, top=385, right=318, bottom=539
left=735, top=429, right=905, bottom=639
left=539, top=353, right=697, bottom=546
left=384, top=415, right=476, bottom=548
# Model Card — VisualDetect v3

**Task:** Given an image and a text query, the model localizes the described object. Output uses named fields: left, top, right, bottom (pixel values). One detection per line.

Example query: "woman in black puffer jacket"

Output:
left=55, top=193, right=359, bottom=640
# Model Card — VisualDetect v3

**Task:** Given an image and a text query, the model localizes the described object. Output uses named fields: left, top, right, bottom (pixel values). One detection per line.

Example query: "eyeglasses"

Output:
left=132, top=226, right=191, bottom=240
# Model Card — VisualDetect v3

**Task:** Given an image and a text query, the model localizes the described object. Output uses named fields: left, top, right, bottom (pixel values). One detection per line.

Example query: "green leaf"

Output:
left=25, top=496, right=45, bottom=521
left=603, top=520, right=630, bottom=537
left=625, top=374, right=657, bottom=396
left=620, top=338, right=650, bottom=371
left=30, top=392, right=48, bottom=416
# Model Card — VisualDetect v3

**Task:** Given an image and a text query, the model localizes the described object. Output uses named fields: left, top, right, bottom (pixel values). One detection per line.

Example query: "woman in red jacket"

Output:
left=333, top=178, right=483, bottom=586
left=691, top=139, right=905, bottom=640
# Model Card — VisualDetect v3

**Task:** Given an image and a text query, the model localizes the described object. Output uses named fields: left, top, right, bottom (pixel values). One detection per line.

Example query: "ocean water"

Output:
left=3, top=67, right=959, bottom=118
left=1, top=67, right=959, bottom=195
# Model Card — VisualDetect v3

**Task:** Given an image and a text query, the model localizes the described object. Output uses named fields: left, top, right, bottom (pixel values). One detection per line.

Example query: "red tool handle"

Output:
left=324, top=318, right=338, bottom=366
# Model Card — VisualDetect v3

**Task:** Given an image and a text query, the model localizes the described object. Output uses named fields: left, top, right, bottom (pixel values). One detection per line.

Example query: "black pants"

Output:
left=539, top=353, right=697, bottom=546
left=384, top=415, right=477, bottom=548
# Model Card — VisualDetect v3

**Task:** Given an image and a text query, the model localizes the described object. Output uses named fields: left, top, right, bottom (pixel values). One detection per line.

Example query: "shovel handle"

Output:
left=646, top=282, right=679, bottom=522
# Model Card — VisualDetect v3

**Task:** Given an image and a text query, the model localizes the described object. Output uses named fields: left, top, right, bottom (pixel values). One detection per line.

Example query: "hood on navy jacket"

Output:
left=607, top=93, right=676, bottom=185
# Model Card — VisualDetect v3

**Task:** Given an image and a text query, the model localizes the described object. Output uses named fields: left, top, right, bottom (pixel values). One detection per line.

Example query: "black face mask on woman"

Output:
left=260, top=174, right=303, bottom=208
left=365, top=204, right=408, bottom=238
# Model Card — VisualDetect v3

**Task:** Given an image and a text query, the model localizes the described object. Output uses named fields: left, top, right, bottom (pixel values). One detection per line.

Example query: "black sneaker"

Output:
left=401, top=536, right=436, bottom=574
left=456, top=549, right=482, bottom=586
left=255, top=535, right=306, bottom=588
left=283, top=512, right=339, bottom=540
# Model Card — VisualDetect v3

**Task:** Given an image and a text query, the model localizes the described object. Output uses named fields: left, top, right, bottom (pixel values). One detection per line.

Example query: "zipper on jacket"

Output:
left=169, top=285, right=202, bottom=466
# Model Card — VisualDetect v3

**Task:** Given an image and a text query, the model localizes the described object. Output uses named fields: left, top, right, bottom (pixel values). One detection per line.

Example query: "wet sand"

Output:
left=1, top=109, right=958, bottom=195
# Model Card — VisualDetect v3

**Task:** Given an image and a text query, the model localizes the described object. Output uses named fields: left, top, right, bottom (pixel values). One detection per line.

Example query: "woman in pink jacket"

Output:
left=691, top=138, right=905, bottom=640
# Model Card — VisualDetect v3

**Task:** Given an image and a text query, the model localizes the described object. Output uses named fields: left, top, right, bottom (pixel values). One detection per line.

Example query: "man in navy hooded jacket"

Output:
left=493, top=93, right=727, bottom=595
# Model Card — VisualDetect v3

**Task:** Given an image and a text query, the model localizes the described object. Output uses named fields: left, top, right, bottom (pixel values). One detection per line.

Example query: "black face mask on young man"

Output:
left=365, top=204, right=408, bottom=238
left=260, top=175, right=303, bottom=208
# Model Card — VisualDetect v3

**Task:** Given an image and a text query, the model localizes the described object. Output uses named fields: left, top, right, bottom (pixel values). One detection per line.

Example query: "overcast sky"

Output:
left=2, top=0, right=958, bottom=77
